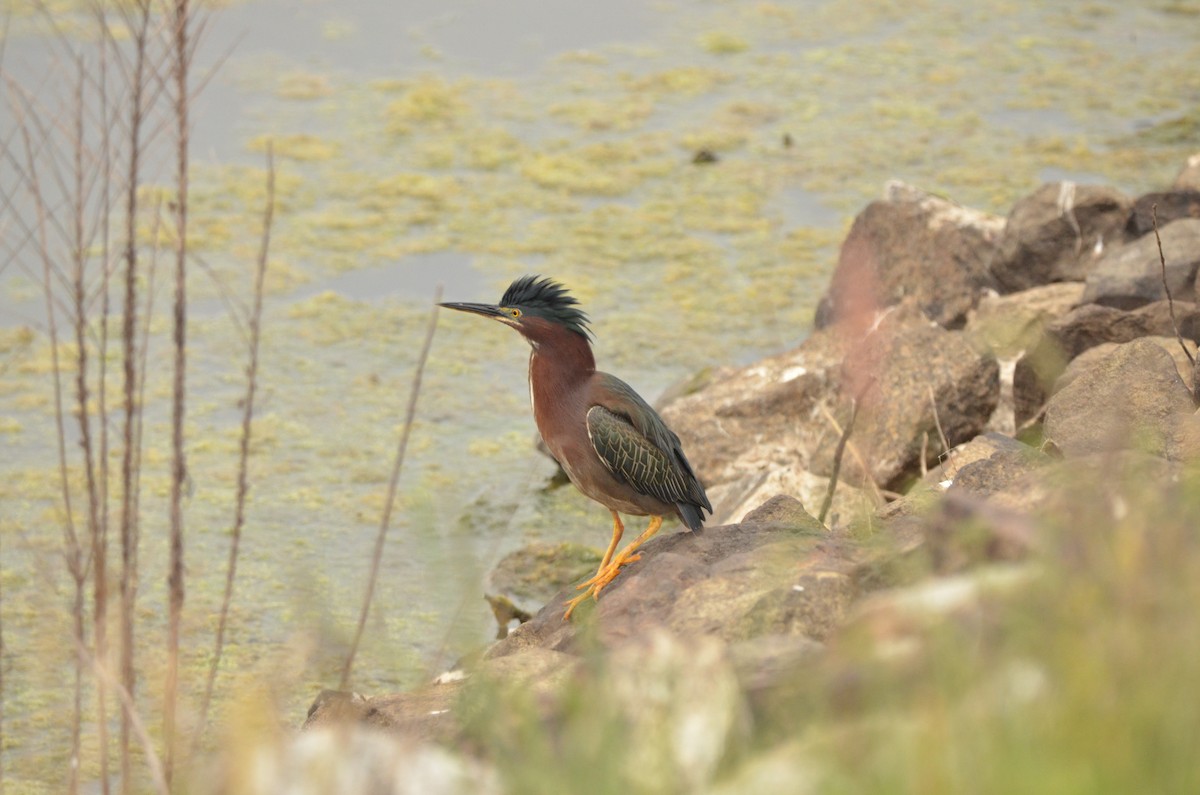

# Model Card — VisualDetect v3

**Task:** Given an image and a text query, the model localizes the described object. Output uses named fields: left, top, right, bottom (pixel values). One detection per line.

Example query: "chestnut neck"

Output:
left=524, top=319, right=595, bottom=395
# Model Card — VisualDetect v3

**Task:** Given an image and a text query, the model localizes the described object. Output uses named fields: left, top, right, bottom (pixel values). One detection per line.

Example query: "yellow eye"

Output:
left=508, top=307, right=522, bottom=318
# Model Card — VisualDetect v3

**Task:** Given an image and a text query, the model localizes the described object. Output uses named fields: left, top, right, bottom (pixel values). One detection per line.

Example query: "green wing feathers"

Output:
left=586, top=405, right=696, bottom=508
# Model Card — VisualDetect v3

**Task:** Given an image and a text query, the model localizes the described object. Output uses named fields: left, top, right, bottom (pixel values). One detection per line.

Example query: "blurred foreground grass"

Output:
left=442, top=456, right=1200, bottom=795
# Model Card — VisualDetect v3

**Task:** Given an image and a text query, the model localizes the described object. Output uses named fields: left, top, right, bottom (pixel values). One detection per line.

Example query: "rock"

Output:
left=1173, top=152, right=1200, bottom=190
left=212, top=726, right=500, bottom=795
left=991, top=182, right=1131, bottom=292
left=937, top=432, right=1048, bottom=499
left=305, top=682, right=462, bottom=742
left=1012, top=300, right=1200, bottom=425
left=661, top=301, right=999, bottom=496
left=731, top=570, right=857, bottom=642
left=1079, top=219, right=1200, bottom=310
left=304, top=690, right=370, bottom=727
left=1054, top=336, right=1196, bottom=395
left=840, top=566, right=1036, bottom=672
left=707, top=466, right=875, bottom=529
left=487, top=497, right=861, bottom=655
left=605, top=631, right=750, bottom=793
left=964, top=283, right=1085, bottom=433
left=919, top=492, right=1040, bottom=575
left=1127, top=190, right=1200, bottom=236
left=729, top=633, right=825, bottom=699
left=484, top=542, right=602, bottom=619
left=1172, top=409, right=1200, bottom=462
left=307, top=647, right=582, bottom=743
left=917, top=432, right=1023, bottom=487
left=948, top=447, right=1045, bottom=499
left=966, top=282, right=1085, bottom=358
left=1043, top=339, right=1195, bottom=458
left=985, top=450, right=1182, bottom=519
left=483, top=595, right=531, bottom=639
left=814, top=181, right=1003, bottom=330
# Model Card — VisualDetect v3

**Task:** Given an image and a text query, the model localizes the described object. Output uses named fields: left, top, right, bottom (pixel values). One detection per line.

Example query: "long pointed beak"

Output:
left=438, top=301, right=506, bottom=320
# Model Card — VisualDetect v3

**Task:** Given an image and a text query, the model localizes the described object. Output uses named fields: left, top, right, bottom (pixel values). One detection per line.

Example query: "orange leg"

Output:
left=598, top=510, right=624, bottom=571
left=563, top=515, right=663, bottom=621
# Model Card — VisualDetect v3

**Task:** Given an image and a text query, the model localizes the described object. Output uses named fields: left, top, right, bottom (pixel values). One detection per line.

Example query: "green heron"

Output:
left=441, top=276, right=712, bottom=620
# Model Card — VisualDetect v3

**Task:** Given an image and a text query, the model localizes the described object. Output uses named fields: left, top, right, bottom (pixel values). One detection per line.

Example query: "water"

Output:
left=2, top=0, right=1200, bottom=786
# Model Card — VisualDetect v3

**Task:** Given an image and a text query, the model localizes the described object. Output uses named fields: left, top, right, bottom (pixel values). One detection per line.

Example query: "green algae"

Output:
left=624, top=65, right=730, bottom=97
left=277, top=72, right=334, bottom=101
left=248, top=133, right=339, bottom=161
left=520, top=139, right=681, bottom=198
left=696, top=30, right=750, bottom=55
left=382, top=75, right=473, bottom=133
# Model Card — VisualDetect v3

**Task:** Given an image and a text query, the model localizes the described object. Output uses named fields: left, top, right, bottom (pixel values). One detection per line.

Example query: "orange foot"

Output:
left=561, top=553, right=642, bottom=621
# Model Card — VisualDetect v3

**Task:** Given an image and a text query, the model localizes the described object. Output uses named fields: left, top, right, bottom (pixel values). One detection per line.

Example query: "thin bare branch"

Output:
left=819, top=396, right=862, bottom=526
left=1152, top=203, right=1196, bottom=373
left=93, top=21, right=114, bottom=792
left=18, top=90, right=86, bottom=795
left=341, top=289, right=442, bottom=689
left=928, top=385, right=950, bottom=459
left=118, top=4, right=152, bottom=789
left=163, top=0, right=191, bottom=782
left=197, top=144, right=274, bottom=739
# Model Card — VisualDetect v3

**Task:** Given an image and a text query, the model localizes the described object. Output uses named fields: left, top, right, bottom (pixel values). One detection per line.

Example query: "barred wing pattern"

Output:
left=586, top=405, right=693, bottom=506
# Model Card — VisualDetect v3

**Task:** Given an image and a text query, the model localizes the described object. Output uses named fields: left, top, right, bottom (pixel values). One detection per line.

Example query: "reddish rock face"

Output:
left=815, top=182, right=1003, bottom=331
left=660, top=300, right=999, bottom=515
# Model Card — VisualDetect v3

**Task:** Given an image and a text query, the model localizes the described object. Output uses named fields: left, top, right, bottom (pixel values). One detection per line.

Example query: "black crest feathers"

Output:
left=500, top=275, right=592, bottom=339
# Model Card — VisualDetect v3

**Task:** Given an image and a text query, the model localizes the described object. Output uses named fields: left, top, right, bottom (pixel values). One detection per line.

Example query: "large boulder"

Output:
left=487, top=497, right=860, bottom=654
left=964, top=283, right=1086, bottom=434
left=1079, top=219, right=1200, bottom=310
left=1127, top=191, right=1200, bottom=236
left=944, top=434, right=1048, bottom=500
left=662, top=301, right=999, bottom=503
left=1012, top=300, right=1200, bottom=425
left=966, top=282, right=1085, bottom=359
left=814, top=181, right=1003, bottom=330
left=1054, top=336, right=1196, bottom=396
left=990, top=182, right=1131, bottom=292
left=1043, top=339, right=1195, bottom=458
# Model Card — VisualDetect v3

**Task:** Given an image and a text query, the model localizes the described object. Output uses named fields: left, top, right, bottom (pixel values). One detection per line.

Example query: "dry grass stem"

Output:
left=15, top=98, right=87, bottom=795
left=341, top=288, right=443, bottom=689
left=197, top=144, right=275, bottom=739
left=118, top=5, right=153, bottom=788
left=819, top=397, right=862, bottom=525
left=163, top=0, right=192, bottom=783
left=1151, top=203, right=1196, bottom=381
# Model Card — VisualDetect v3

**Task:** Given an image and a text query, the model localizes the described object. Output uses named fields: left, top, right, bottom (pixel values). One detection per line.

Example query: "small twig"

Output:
left=819, top=396, right=861, bottom=525
left=818, top=404, right=883, bottom=507
left=1152, top=203, right=1196, bottom=375
left=341, top=288, right=442, bottom=689
left=928, top=385, right=951, bottom=460
left=197, top=144, right=274, bottom=740
left=920, top=430, right=929, bottom=477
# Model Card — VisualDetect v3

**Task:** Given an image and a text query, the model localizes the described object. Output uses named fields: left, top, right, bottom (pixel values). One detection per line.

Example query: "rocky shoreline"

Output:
left=259, top=155, right=1200, bottom=793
